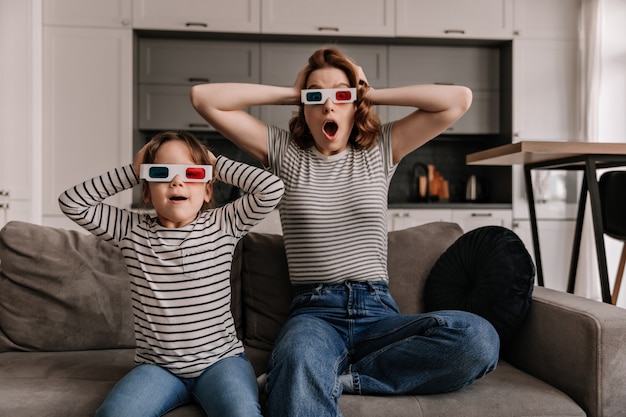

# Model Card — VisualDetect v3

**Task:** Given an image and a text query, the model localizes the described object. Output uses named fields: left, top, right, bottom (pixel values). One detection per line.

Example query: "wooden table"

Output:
left=467, top=141, right=626, bottom=304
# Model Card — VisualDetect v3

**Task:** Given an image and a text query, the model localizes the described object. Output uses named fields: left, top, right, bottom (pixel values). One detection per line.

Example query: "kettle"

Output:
left=465, top=174, right=482, bottom=202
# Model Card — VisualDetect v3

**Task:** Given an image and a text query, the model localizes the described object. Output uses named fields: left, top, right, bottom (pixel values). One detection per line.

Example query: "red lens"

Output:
left=335, top=90, right=353, bottom=101
left=185, top=167, right=206, bottom=180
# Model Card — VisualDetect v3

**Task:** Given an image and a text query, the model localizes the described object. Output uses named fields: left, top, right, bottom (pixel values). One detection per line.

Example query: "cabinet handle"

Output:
left=0, top=190, right=8, bottom=197
left=1, top=203, right=7, bottom=225
left=185, top=22, right=208, bottom=28
left=188, top=123, right=210, bottom=128
left=188, top=78, right=210, bottom=84
left=470, top=213, right=492, bottom=217
left=444, top=29, right=465, bottom=35
left=317, top=26, right=340, bottom=32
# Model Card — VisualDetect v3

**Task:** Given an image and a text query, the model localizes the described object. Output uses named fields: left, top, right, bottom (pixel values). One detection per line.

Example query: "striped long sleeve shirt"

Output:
left=59, top=156, right=284, bottom=378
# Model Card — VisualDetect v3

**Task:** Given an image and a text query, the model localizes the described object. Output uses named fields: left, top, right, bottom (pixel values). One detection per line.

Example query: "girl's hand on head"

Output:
left=133, top=142, right=150, bottom=177
left=206, top=149, right=217, bottom=166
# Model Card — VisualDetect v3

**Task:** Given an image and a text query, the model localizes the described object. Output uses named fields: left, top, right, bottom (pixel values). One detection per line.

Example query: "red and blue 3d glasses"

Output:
left=301, top=88, right=357, bottom=104
left=140, top=164, right=213, bottom=183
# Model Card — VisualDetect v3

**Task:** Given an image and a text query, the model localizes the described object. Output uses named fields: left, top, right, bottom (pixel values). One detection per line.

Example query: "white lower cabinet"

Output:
left=512, top=219, right=576, bottom=292
left=451, top=209, right=512, bottom=232
left=388, top=208, right=512, bottom=232
left=251, top=210, right=282, bottom=235
left=388, top=209, right=452, bottom=231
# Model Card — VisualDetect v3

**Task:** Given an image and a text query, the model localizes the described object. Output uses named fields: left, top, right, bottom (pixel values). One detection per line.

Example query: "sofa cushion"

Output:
left=387, top=222, right=464, bottom=314
left=240, top=232, right=292, bottom=352
left=239, top=222, right=464, bottom=355
left=424, top=226, right=535, bottom=346
left=0, top=221, right=135, bottom=352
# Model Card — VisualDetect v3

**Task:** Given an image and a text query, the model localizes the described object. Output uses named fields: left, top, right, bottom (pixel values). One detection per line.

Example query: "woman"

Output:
left=191, top=47, right=499, bottom=417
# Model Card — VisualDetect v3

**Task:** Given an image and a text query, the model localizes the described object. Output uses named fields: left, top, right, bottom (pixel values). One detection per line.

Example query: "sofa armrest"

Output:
left=503, top=286, right=626, bottom=417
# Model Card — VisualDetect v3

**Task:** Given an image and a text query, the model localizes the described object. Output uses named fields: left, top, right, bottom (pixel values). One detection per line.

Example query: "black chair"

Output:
left=599, top=171, right=626, bottom=304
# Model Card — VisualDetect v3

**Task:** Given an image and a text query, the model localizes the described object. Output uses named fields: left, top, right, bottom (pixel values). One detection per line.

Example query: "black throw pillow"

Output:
left=424, top=226, right=535, bottom=346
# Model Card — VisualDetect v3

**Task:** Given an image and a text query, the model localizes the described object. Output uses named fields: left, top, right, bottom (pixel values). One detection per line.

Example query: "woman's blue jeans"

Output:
left=95, top=354, right=261, bottom=417
left=265, top=281, right=500, bottom=417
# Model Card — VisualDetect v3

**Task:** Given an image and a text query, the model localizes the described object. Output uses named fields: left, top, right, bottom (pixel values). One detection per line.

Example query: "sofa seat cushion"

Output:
left=0, top=221, right=135, bottom=351
left=338, top=361, right=585, bottom=417
left=0, top=350, right=205, bottom=417
left=424, top=226, right=535, bottom=346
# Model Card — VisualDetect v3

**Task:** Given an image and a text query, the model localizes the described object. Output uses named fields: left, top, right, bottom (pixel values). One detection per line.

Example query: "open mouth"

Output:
left=323, top=121, right=338, bottom=137
left=170, top=196, right=187, bottom=201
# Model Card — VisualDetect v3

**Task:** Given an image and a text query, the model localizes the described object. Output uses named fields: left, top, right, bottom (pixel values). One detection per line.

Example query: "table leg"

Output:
left=567, top=174, right=587, bottom=294
left=585, top=158, right=612, bottom=303
left=524, top=165, right=543, bottom=287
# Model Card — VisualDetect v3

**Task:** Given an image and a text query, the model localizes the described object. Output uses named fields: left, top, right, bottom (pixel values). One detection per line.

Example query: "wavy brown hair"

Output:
left=289, top=47, right=382, bottom=150
left=141, top=130, right=213, bottom=210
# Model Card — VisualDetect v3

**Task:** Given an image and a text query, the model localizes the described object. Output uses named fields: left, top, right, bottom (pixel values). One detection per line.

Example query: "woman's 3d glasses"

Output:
left=301, top=88, right=357, bottom=104
left=140, top=164, right=213, bottom=183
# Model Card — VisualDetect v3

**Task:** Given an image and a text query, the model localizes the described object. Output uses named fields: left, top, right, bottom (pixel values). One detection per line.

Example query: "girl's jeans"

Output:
left=265, top=281, right=500, bottom=417
left=95, top=353, right=261, bottom=417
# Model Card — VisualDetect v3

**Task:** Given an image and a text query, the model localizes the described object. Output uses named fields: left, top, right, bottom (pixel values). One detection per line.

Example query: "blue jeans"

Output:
left=265, top=281, right=499, bottom=417
left=95, top=354, right=261, bottom=417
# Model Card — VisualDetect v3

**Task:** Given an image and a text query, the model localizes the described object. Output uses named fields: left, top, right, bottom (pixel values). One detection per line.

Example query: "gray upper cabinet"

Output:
left=261, top=0, right=394, bottom=37
left=513, top=0, right=581, bottom=40
left=137, top=39, right=260, bottom=131
left=396, top=0, right=513, bottom=40
left=258, top=43, right=389, bottom=128
left=387, top=45, right=500, bottom=134
left=132, top=0, right=260, bottom=33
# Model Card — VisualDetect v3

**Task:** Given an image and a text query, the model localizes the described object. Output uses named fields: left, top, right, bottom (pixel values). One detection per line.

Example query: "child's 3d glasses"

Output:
left=301, top=88, right=357, bottom=104
left=140, top=164, right=213, bottom=183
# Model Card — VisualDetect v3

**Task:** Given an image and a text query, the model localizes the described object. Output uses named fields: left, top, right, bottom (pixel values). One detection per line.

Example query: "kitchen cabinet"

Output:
left=513, top=0, right=581, bottom=40
left=132, top=0, right=260, bottom=33
left=262, top=0, right=393, bottom=37
left=43, top=0, right=131, bottom=28
left=258, top=42, right=388, bottom=127
left=395, top=0, right=513, bottom=40
left=388, top=209, right=451, bottom=231
left=1, top=0, right=38, bottom=228
left=137, top=39, right=260, bottom=131
left=42, top=25, right=133, bottom=228
left=512, top=39, right=581, bottom=141
left=388, top=45, right=500, bottom=134
left=451, top=209, right=512, bottom=231
left=251, top=210, right=282, bottom=235
left=388, top=208, right=511, bottom=232
left=510, top=0, right=582, bottom=220
left=513, top=219, right=576, bottom=292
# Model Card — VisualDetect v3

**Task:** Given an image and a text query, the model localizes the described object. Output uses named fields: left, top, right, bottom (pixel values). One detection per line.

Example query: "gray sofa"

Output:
left=1, top=220, right=625, bottom=417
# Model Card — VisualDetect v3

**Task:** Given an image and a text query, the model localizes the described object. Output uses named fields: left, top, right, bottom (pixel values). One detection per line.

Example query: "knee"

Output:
left=455, top=312, right=500, bottom=371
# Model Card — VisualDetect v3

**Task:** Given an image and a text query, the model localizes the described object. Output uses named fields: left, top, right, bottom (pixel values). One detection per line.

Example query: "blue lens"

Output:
left=306, top=91, right=322, bottom=102
left=149, top=166, right=169, bottom=178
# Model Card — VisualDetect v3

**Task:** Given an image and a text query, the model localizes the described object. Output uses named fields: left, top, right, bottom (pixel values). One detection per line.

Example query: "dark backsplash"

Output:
left=139, top=131, right=510, bottom=207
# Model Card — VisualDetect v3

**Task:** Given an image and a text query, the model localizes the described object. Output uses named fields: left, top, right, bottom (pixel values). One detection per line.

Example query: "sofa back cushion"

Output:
left=238, top=222, right=464, bottom=357
left=0, top=221, right=135, bottom=352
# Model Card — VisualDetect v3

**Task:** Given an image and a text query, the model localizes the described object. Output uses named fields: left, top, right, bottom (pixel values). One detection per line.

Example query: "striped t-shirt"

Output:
left=59, top=156, right=284, bottom=378
left=267, top=123, right=397, bottom=285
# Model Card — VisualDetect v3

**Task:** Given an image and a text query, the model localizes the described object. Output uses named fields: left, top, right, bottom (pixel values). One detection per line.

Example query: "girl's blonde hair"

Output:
left=289, top=47, right=382, bottom=149
left=141, top=130, right=213, bottom=211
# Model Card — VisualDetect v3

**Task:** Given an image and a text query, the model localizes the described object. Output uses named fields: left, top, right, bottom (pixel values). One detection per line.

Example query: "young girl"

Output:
left=190, top=47, right=500, bottom=417
left=59, top=131, right=284, bottom=417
